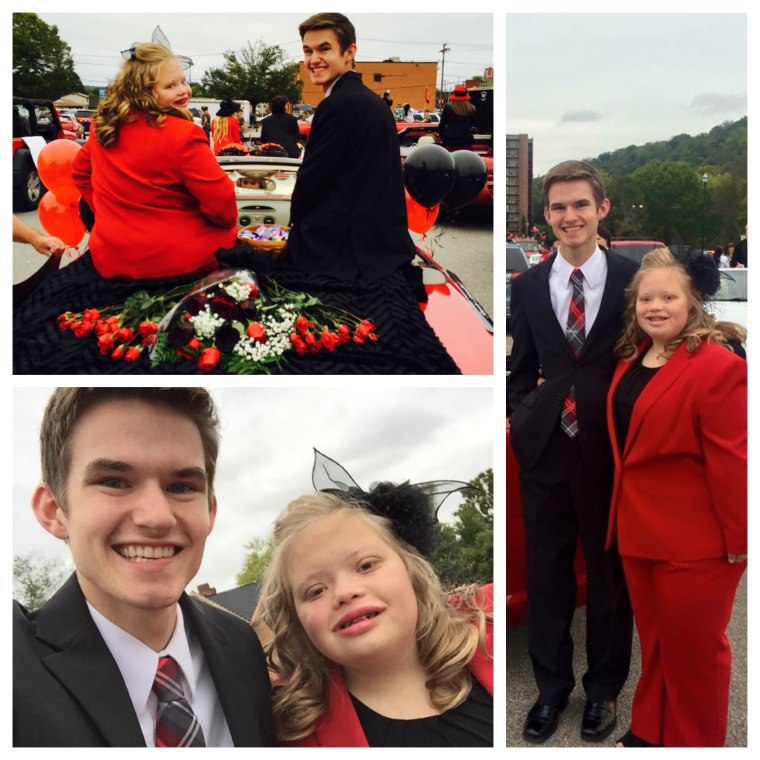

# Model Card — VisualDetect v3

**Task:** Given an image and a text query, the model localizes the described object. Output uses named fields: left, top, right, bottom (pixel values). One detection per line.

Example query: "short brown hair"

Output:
left=298, top=12, right=356, bottom=54
left=543, top=160, right=606, bottom=208
left=40, top=388, right=220, bottom=509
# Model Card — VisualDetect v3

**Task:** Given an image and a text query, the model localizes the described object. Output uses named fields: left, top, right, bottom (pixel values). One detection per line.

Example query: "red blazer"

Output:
left=73, top=113, right=237, bottom=279
left=288, top=584, right=494, bottom=747
left=605, top=339, right=746, bottom=560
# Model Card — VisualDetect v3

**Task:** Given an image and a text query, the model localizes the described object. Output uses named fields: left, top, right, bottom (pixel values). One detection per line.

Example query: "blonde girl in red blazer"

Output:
left=253, top=476, right=493, bottom=747
left=606, top=248, right=746, bottom=747
left=72, top=43, right=237, bottom=279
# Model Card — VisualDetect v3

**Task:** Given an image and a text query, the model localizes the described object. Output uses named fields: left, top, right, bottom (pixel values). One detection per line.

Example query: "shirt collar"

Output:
left=87, top=601, right=197, bottom=713
left=554, top=245, right=605, bottom=288
left=323, top=72, right=346, bottom=98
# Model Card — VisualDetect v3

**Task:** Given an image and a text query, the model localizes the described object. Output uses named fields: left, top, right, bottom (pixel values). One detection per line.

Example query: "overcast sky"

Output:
left=12, top=387, right=494, bottom=595
left=36, top=11, right=493, bottom=94
left=507, top=12, right=748, bottom=175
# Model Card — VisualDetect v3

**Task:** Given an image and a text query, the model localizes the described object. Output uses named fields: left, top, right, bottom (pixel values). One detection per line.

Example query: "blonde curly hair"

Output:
left=253, top=491, right=491, bottom=741
left=616, top=247, right=746, bottom=362
left=93, top=42, right=193, bottom=148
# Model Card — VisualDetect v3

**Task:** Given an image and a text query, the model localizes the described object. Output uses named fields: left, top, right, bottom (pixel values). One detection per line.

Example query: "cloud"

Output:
left=689, top=92, right=747, bottom=114
left=560, top=109, right=603, bottom=124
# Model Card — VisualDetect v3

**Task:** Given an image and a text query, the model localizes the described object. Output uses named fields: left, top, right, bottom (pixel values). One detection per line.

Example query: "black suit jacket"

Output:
left=507, top=251, right=638, bottom=473
left=288, top=71, right=416, bottom=281
left=13, top=574, right=275, bottom=747
left=260, top=112, right=302, bottom=158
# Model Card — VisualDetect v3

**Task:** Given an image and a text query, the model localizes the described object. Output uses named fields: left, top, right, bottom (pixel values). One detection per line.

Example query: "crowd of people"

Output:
left=508, top=160, right=746, bottom=748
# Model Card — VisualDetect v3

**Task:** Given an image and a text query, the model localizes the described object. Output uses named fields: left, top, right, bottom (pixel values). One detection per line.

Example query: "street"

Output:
left=506, top=573, right=747, bottom=747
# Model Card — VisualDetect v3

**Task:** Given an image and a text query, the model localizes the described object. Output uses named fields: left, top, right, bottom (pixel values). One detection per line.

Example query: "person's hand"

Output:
left=32, top=234, right=66, bottom=257
left=728, top=554, right=747, bottom=563
left=537, top=367, right=545, bottom=387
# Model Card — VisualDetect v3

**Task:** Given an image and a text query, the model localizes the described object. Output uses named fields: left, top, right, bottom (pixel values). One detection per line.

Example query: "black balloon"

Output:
left=443, top=150, right=488, bottom=209
left=403, top=144, right=457, bottom=208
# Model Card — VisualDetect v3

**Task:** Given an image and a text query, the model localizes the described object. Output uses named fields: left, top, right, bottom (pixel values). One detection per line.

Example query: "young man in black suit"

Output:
left=508, top=161, right=637, bottom=744
left=288, top=12, right=416, bottom=282
left=13, top=388, right=275, bottom=747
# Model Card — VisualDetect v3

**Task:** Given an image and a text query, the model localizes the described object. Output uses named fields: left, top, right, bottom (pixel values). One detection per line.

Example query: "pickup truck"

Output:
left=12, top=97, right=75, bottom=210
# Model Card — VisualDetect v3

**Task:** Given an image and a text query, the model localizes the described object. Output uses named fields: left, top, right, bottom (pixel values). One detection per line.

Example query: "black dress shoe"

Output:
left=581, top=700, right=617, bottom=741
left=522, top=700, right=567, bottom=743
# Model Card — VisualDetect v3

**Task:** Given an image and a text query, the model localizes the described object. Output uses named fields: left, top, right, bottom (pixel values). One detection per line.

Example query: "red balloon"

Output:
left=37, top=139, right=82, bottom=203
left=38, top=191, right=85, bottom=247
left=405, top=189, right=439, bottom=234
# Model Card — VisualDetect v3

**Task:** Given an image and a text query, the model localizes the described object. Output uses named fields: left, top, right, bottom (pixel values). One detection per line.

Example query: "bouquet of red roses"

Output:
left=56, top=269, right=377, bottom=374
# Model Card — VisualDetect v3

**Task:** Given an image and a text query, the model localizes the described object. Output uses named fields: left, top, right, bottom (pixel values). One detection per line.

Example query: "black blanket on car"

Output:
left=13, top=253, right=460, bottom=375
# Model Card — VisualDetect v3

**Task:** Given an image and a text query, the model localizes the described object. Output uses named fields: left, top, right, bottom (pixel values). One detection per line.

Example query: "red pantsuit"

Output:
left=622, top=556, right=744, bottom=746
left=606, top=339, right=746, bottom=747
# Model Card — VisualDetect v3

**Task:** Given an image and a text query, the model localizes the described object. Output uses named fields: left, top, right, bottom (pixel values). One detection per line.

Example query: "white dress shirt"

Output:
left=323, top=73, right=345, bottom=98
left=87, top=602, right=234, bottom=747
left=549, top=246, right=608, bottom=337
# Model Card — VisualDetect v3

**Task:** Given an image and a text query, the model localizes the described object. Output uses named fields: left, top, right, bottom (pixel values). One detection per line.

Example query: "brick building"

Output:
left=298, top=60, right=438, bottom=112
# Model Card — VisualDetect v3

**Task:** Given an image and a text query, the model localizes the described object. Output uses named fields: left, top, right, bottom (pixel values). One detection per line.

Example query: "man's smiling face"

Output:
left=39, top=398, right=216, bottom=632
left=302, top=28, right=356, bottom=92
left=544, top=179, right=610, bottom=260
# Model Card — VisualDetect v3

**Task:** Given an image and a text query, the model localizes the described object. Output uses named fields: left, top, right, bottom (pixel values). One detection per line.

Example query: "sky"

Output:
left=11, top=386, right=495, bottom=595
left=507, top=12, right=748, bottom=175
left=35, top=11, right=494, bottom=95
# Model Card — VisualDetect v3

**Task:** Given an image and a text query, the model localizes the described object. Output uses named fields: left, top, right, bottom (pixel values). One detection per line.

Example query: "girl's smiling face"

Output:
left=635, top=267, right=691, bottom=349
left=154, top=58, right=191, bottom=109
left=287, top=511, right=420, bottom=676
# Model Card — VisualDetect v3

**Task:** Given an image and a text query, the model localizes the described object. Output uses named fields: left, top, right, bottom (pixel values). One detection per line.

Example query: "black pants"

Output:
left=519, top=426, right=633, bottom=706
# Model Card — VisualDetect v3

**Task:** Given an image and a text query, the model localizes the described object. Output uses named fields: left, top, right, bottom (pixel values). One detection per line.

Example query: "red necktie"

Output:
left=152, top=655, right=206, bottom=747
left=560, top=269, right=585, bottom=438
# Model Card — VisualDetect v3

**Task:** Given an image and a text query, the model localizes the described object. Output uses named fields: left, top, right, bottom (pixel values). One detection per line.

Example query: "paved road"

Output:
left=506, top=573, right=747, bottom=747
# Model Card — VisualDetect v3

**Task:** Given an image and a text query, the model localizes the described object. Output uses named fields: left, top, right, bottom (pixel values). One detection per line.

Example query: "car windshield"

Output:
left=716, top=269, right=747, bottom=301
left=516, top=240, right=539, bottom=252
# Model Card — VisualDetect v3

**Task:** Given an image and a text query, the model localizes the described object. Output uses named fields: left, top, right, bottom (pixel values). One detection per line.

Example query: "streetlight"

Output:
left=701, top=173, right=708, bottom=254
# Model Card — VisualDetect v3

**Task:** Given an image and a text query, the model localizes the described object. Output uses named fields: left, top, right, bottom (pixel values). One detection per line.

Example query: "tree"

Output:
left=429, top=468, right=493, bottom=588
left=201, top=41, right=302, bottom=110
left=236, top=536, right=274, bottom=586
left=13, top=553, right=69, bottom=610
left=13, top=13, right=84, bottom=98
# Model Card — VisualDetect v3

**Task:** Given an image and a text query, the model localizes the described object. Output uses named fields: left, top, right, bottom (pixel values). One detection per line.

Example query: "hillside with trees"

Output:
left=532, top=118, right=747, bottom=249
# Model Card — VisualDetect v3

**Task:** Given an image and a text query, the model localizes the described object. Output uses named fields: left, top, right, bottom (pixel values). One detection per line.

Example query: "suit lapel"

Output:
left=622, top=341, right=695, bottom=458
left=181, top=596, right=264, bottom=746
left=584, top=251, right=626, bottom=349
left=34, top=575, right=145, bottom=746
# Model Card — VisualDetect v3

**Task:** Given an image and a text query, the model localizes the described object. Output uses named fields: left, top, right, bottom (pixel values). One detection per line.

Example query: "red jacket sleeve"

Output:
left=699, top=349, right=747, bottom=555
left=178, top=126, right=237, bottom=228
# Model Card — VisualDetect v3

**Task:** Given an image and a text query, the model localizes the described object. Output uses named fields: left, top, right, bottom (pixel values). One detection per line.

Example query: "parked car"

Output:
left=512, top=237, right=546, bottom=266
left=610, top=238, right=666, bottom=264
left=217, top=155, right=493, bottom=373
left=58, top=112, right=84, bottom=139
left=75, top=109, right=95, bottom=133
left=412, top=111, right=440, bottom=123
left=708, top=268, right=748, bottom=332
left=13, top=97, right=72, bottom=210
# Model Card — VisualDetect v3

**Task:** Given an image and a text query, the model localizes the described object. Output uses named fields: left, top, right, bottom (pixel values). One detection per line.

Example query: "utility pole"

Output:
left=439, top=42, right=450, bottom=110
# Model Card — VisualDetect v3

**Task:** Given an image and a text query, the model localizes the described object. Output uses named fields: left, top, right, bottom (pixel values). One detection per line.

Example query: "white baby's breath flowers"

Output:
left=190, top=305, right=226, bottom=339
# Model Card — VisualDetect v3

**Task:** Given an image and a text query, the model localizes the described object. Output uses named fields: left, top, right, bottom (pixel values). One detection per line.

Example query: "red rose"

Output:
left=111, top=346, right=124, bottom=360
left=97, top=334, right=115, bottom=354
left=117, top=327, right=133, bottom=343
left=246, top=322, right=267, bottom=342
left=138, top=321, right=159, bottom=337
left=290, top=334, right=307, bottom=355
left=198, top=347, right=220, bottom=371
left=295, top=316, right=309, bottom=334
left=73, top=321, right=94, bottom=338
left=247, top=283, right=259, bottom=299
left=105, top=316, right=120, bottom=325
left=83, top=308, right=100, bottom=321
left=304, top=332, right=317, bottom=346
left=188, top=338, right=201, bottom=351
left=142, top=334, right=158, bottom=347
left=124, top=347, right=141, bottom=362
